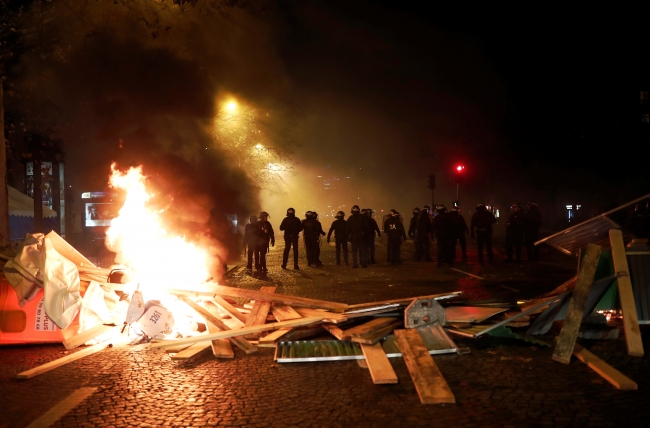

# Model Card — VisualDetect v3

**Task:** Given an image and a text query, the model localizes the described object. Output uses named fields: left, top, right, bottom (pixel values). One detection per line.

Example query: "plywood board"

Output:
left=361, top=342, right=398, bottom=384
left=445, top=306, right=509, bottom=323
left=351, top=319, right=403, bottom=345
left=394, top=329, right=455, bottom=404
left=609, top=229, right=644, bottom=357
left=170, top=342, right=212, bottom=360
left=553, top=243, right=602, bottom=364
left=343, top=317, right=399, bottom=338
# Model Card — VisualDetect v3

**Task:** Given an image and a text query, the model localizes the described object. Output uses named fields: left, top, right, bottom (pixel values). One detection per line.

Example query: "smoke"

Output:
left=9, top=1, right=291, bottom=271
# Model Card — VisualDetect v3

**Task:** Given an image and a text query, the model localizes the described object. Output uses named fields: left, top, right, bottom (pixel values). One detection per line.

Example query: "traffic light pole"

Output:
left=456, top=183, right=459, bottom=201
left=431, top=188, right=435, bottom=209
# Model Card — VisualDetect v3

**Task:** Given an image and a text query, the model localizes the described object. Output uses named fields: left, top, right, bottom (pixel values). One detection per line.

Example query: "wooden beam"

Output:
left=609, top=229, right=645, bottom=357
left=62, top=324, right=119, bottom=351
left=212, top=285, right=348, bottom=312
left=178, top=297, right=256, bottom=354
left=202, top=304, right=235, bottom=359
left=211, top=296, right=248, bottom=325
left=361, top=342, right=398, bottom=384
left=271, top=304, right=301, bottom=321
left=573, top=344, right=638, bottom=390
left=244, top=286, right=277, bottom=339
left=394, top=329, right=455, bottom=404
left=170, top=342, right=212, bottom=360
left=17, top=338, right=120, bottom=379
left=258, top=328, right=293, bottom=346
left=150, top=316, right=324, bottom=349
left=164, top=344, right=193, bottom=354
left=322, top=323, right=349, bottom=340
left=553, top=243, right=602, bottom=364
left=344, top=317, right=399, bottom=338
left=352, top=319, right=403, bottom=345
left=294, top=308, right=348, bottom=323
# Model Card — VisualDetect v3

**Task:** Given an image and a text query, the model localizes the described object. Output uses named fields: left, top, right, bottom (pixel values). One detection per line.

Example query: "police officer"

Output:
left=449, top=204, right=469, bottom=262
left=312, top=211, right=326, bottom=265
left=505, top=203, right=525, bottom=263
left=470, top=203, right=496, bottom=263
left=279, top=207, right=303, bottom=270
left=415, top=205, right=433, bottom=261
left=433, top=204, right=454, bottom=266
left=327, top=211, right=348, bottom=265
left=244, top=215, right=259, bottom=270
left=364, top=208, right=381, bottom=264
left=301, top=211, right=321, bottom=267
left=384, top=209, right=407, bottom=265
left=256, top=211, right=275, bottom=273
left=524, top=202, right=542, bottom=261
left=408, top=207, right=421, bottom=259
left=347, top=205, right=369, bottom=268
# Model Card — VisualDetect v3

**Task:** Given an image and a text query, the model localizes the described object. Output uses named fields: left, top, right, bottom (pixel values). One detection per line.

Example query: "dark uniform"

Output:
left=415, top=206, right=433, bottom=261
left=244, top=216, right=259, bottom=270
left=327, top=211, right=348, bottom=265
left=312, top=212, right=326, bottom=265
left=524, top=202, right=542, bottom=261
left=347, top=205, right=369, bottom=268
left=364, top=209, right=381, bottom=264
left=449, top=207, right=469, bottom=261
left=256, top=212, right=275, bottom=272
left=505, top=203, right=525, bottom=262
left=433, top=205, right=454, bottom=266
left=279, top=207, right=303, bottom=270
left=384, top=209, right=407, bottom=265
left=470, top=203, right=496, bottom=263
left=302, top=211, right=321, bottom=267
left=408, top=207, right=421, bottom=260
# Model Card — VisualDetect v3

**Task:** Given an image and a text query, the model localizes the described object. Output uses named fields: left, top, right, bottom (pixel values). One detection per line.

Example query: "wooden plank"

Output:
left=344, top=317, right=399, bottom=338
left=17, top=339, right=118, bottom=379
left=394, top=329, right=456, bottom=404
left=170, top=342, right=212, bottom=360
left=167, top=285, right=350, bottom=312
left=322, top=323, right=348, bottom=340
left=609, top=229, right=645, bottom=357
left=245, top=286, right=277, bottom=339
left=150, top=316, right=324, bottom=349
left=165, top=343, right=193, bottom=354
left=361, top=342, right=398, bottom=384
left=553, top=243, right=602, bottom=364
left=203, top=304, right=235, bottom=359
left=259, top=328, right=293, bottom=346
left=26, top=387, right=97, bottom=428
left=211, top=296, right=248, bottom=325
left=63, top=324, right=119, bottom=350
left=573, top=344, right=638, bottom=390
left=294, top=308, right=348, bottom=323
left=271, top=304, right=302, bottom=321
left=352, top=319, right=403, bottom=345
left=179, top=297, right=256, bottom=354
left=347, top=292, right=462, bottom=309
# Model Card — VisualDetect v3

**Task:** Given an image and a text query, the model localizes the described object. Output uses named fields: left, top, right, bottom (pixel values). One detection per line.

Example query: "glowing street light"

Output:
left=255, top=143, right=264, bottom=150
left=454, top=164, right=465, bottom=201
left=226, top=101, right=237, bottom=112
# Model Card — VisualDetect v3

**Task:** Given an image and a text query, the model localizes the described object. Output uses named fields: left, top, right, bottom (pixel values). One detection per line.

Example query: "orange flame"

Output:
left=105, top=165, right=213, bottom=297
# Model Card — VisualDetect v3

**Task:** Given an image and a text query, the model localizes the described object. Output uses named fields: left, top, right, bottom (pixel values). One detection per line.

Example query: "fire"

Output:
left=105, top=165, right=214, bottom=297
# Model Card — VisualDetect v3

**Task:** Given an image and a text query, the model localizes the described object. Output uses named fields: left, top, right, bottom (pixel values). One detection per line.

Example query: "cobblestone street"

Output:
left=1, top=239, right=649, bottom=428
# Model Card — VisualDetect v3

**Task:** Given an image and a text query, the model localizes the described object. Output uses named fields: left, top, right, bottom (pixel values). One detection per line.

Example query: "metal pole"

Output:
left=456, top=183, right=459, bottom=202
left=431, top=189, right=434, bottom=208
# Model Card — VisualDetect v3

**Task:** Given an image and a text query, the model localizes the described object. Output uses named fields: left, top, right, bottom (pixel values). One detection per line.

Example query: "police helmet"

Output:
left=312, top=212, right=319, bottom=219
left=511, top=203, right=521, bottom=210
left=335, top=211, right=345, bottom=218
left=287, top=207, right=295, bottom=216
left=436, top=204, right=447, bottom=213
left=305, top=210, right=313, bottom=218
left=476, top=203, right=486, bottom=210
left=259, top=211, right=269, bottom=218
left=413, top=207, right=420, bottom=215
left=351, top=205, right=361, bottom=213
left=249, top=215, right=257, bottom=222
left=527, top=202, right=537, bottom=209
left=364, top=208, right=373, bottom=216
left=390, top=209, right=399, bottom=217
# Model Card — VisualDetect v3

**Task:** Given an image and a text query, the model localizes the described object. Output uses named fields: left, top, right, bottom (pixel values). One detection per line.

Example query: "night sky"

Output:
left=6, top=0, right=650, bottom=241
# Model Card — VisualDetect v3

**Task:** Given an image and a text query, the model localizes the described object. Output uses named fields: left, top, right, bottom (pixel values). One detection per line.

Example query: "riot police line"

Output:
left=242, top=201, right=541, bottom=272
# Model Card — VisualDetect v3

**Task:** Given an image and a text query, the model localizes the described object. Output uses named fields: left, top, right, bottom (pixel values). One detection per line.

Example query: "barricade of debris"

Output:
left=3, top=192, right=650, bottom=403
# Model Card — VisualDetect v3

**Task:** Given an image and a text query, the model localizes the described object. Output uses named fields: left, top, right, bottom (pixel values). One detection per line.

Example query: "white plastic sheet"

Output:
left=42, top=237, right=82, bottom=329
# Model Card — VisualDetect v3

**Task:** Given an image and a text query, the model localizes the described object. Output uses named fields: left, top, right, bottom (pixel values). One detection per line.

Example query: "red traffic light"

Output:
left=455, top=165, right=465, bottom=172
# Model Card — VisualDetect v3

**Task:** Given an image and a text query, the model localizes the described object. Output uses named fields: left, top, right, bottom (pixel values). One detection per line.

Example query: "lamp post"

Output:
left=454, top=165, right=465, bottom=203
